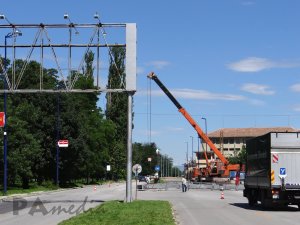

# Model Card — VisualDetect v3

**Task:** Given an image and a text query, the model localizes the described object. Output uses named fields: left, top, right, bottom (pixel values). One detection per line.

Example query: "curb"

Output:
left=0, top=186, right=84, bottom=202
left=0, top=182, right=124, bottom=202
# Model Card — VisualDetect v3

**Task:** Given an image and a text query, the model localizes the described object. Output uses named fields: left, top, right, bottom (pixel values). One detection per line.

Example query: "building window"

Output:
left=235, top=138, right=240, bottom=144
left=229, top=138, right=234, bottom=144
left=211, top=138, right=218, bottom=144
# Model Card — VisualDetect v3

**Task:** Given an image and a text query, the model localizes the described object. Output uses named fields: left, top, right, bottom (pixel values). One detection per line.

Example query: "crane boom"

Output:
left=147, top=72, right=228, bottom=165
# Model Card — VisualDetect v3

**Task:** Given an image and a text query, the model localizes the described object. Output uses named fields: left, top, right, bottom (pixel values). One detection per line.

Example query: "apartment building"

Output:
left=195, top=127, right=297, bottom=168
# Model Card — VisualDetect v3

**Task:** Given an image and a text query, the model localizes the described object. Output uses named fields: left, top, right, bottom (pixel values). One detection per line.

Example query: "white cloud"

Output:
left=145, top=60, right=170, bottom=69
left=290, top=83, right=300, bottom=92
left=137, top=66, right=145, bottom=75
left=293, top=104, right=300, bottom=112
left=248, top=99, right=265, bottom=106
left=149, top=89, right=245, bottom=101
left=134, top=129, right=161, bottom=137
left=241, top=83, right=275, bottom=95
left=227, top=57, right=300, bottom=72
left=228, top=57, right=273, bottom=72
left=137, top=88, right=265, bottom=107
left=166, top=127, right=184, bottom=132
left=242, top=1, right=255, bottom=6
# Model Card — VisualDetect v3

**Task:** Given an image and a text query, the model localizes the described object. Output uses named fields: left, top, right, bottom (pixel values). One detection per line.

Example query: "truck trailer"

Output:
left=243, top=132, right=300, bottom=208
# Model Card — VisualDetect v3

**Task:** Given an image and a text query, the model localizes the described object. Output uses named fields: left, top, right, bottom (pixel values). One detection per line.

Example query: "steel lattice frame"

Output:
left=0, top=23, right=136, bottom=93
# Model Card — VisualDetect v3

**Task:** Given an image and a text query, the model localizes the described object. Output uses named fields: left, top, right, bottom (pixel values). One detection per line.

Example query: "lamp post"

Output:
left=56, top=91, right=60, bottom=186
left=1, top=15, right=22, bottom=194
left=190, top=136, right=194, bottom=167
left=156, top=149, right=160, bottom=177
left=197, top=135, right=200, bottom=168
left=147, top=157, right=152, bottom=173
left=64, top=13, right=79, bottom=88
left=202, top=117, right=208, bottom=158
left=161, top=154, right=163, bottom=177
left=185, top=141, right=188, bottom=179
left=165, top=155, right=168, bottom=177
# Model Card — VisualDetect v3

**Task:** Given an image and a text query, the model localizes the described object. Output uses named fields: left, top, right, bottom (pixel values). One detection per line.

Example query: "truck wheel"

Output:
left=260, top=190, right=268, bottom=208
left=247, top=193, right=257, bottom=206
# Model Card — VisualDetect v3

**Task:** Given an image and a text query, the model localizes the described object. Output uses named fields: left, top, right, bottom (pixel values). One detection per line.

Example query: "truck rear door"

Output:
left=271, top=133, right=300, bottom=189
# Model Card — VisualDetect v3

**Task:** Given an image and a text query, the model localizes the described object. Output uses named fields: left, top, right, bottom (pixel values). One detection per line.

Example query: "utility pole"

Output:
left=202, top=117, right=208, bottom=157
left=126, top=92, right=134, bottom=203
left=185, top=141, right=188, bottom=179
left=190, top=136, right=194, bottom=167
left=1, top=21, right=22, bottom=194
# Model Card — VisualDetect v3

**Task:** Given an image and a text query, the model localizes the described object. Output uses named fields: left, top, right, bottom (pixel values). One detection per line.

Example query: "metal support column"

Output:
left=3, top=35, right=8, bottom=195
left=126, top=92, right=133, bottom=202
left=56, top=93, right=60, bottom=186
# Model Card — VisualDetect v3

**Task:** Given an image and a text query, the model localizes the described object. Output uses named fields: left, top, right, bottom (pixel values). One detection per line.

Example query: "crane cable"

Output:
left=147, top=77, right=152, bottom=143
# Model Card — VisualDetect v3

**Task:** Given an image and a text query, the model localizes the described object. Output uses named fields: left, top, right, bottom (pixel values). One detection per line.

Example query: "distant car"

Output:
left=138, top=175, right=146, bottom=182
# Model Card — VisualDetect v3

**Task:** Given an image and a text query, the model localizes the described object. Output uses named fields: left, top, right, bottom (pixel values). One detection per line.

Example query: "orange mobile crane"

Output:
left=147, top=72, right=240, bottom=181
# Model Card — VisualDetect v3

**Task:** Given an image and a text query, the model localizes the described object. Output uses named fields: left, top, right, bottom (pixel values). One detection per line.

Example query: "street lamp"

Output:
left=64, top=13, right=79, bottom=89
left=197, top=135, right=201, bottom=168
left=63, top=13, right=79, bottom=34
left=1, top=14, right=22, bottom=195
left=56, top=89, right=60, bottom=186
left=202, top=117, right=208, bottom=156
left=156, top=149, right=160, bottom=177
left=185, top=141, right=189, bottom=179
left=93, top=12, right=107, bottom=36
left=165, top=155, right=168, bottom=177
left=190, top=136, right=194, bottom=167
left=147, top=157, right=152, bottom=174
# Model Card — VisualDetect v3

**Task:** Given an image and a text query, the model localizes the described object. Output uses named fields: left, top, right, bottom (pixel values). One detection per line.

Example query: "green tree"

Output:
left=58, top=50, right=110, bottom=184
left=227, top=145, right=246, bottom=165
left=3, top=60, right=58, bottom=188
left=105, top=47, right=128, bottom=180
left=133, top=142, right=159, bottom=176
left=8, top=104, right=43, bottom=188
left=0, top=53, right=122, bottom=189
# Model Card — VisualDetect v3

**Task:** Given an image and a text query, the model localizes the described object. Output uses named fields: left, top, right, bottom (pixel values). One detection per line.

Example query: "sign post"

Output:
left=0, top=112, right=6, bottom=195
left=58, top=140, right=69, bottom=148
left=132, top=164, right=142, bottom=200
left=106, top=165, right=111, bottom=181
left=56, top=140, right=68, bottom=186
left=155, top=165, right=160, bottom=172
left=279, top=167, right=287, bottom=179
left=279, top=167, right=287, bottom=189
left=0, top=112, right=5, bottom=127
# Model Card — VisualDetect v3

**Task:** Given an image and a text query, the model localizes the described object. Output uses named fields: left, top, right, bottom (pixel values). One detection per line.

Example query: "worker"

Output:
left=182, top=176, right=187, bottom=192
left=235, top=167, right=241, bottom=191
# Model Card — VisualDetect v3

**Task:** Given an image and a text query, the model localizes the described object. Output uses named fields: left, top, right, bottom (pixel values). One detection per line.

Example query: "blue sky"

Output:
left=2, top=1, right=300, bottom=166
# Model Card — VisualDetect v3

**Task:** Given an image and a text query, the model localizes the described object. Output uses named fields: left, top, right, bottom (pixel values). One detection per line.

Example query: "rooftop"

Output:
left=208, top=127, right=298, bottom=138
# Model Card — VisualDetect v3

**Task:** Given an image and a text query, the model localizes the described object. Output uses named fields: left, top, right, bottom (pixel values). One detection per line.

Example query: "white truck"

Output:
left=243, top=132, right=300, bottom=208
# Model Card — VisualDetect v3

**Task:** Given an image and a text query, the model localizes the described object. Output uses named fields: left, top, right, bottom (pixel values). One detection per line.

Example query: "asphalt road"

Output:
left=0, top=182, right=126, bottom=225
left=138, top=182, right=300, bottom=225
left=1, top=180, right=300, bottom=225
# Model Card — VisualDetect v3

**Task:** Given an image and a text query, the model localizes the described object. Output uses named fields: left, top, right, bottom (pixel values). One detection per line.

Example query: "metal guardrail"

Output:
left=143, top=181, right=245, bottom=191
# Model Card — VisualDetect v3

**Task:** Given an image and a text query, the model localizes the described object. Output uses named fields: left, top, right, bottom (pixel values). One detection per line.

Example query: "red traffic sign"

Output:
left=0, top=112, right=5, bottom=127
left=58, top=140, right=69, bottom=147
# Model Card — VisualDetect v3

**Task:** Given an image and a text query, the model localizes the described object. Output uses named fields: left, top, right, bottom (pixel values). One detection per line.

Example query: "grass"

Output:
left=1, top=183, right=59, bottom=196
left=59, top=200, right=176, bottom=225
